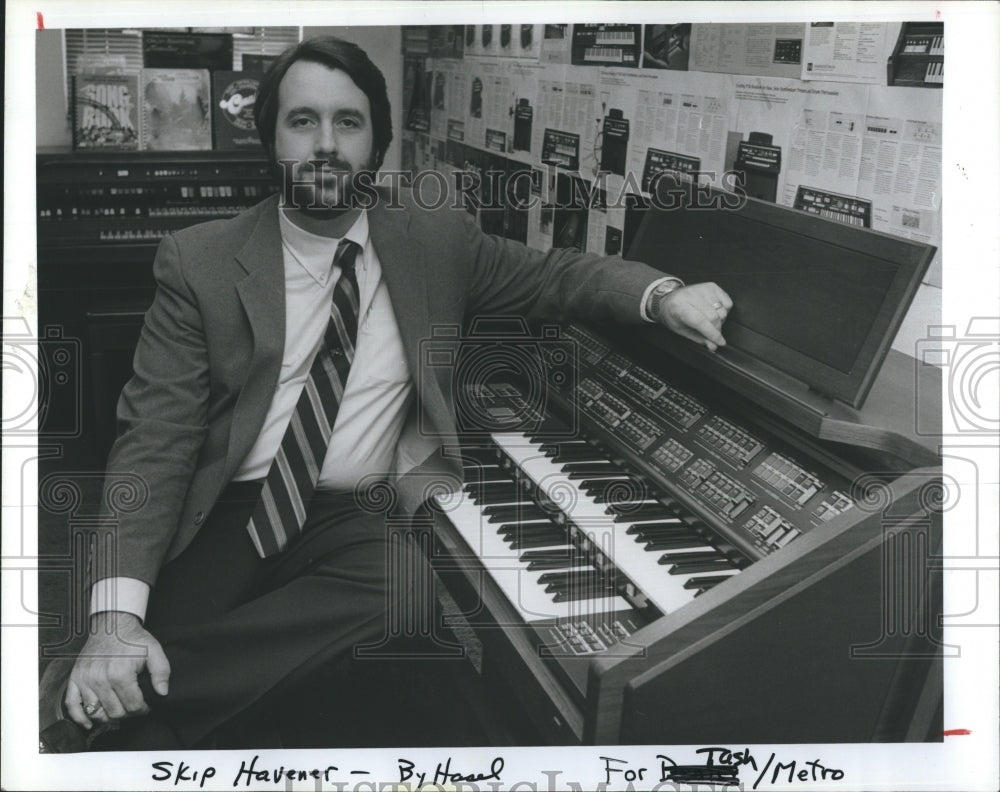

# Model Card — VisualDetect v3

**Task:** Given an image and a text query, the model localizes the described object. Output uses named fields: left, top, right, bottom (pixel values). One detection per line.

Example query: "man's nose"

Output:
left=314, top=120, right=338, bottom=157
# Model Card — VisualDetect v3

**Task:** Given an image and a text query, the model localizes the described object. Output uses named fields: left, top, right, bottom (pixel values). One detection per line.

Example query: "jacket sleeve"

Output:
left=459, top=209, right=666, bottom=323
left=93, top=233, right=211, bottom=588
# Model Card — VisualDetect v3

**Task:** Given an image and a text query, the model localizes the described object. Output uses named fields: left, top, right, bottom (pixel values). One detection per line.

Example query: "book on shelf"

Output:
left=72, top=73, right=141, bottom=150
left=140, top=68, right=213, bottom=151
left=212, top=70, right=263, bottom=150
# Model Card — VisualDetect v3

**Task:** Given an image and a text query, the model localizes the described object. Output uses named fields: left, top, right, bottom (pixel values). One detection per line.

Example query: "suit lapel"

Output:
left=369, top=195, right=458, bottom=445
left=226, top=195, right=286, bottom=473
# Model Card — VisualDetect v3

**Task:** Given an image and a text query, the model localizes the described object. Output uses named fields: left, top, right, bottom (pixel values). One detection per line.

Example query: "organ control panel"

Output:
left=37, top=150, right=274, bottom=247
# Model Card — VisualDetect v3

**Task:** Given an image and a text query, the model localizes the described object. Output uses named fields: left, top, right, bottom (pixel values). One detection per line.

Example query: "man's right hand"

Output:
left=65, top=611, right=171, bottom=730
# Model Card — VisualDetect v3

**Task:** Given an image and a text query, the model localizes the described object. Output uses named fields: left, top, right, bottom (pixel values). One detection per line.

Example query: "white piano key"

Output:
left=434, top=488, right=631, bottom=623
left=491, top=432, right=741, bottom=615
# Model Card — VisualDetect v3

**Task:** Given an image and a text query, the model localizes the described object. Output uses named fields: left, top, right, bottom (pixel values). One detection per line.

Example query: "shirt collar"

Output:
left=278, top=210, right=370, bottom=285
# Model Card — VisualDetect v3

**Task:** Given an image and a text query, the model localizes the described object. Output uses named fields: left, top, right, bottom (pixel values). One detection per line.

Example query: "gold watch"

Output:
left=646, top=278, right=685, bottom=320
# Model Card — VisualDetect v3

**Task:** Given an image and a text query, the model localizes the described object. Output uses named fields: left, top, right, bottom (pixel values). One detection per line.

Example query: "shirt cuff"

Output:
left=640, top=276, right=685, bottom=322
left=90, top=577, right=150, bottom=622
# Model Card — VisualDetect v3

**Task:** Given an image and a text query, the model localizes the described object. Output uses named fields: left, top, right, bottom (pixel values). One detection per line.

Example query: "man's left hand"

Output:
left=653, top=282, right=733, bottom=353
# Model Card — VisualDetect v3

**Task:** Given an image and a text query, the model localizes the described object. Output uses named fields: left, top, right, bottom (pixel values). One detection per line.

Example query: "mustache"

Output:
left=304, top=158, right=353, bottom=173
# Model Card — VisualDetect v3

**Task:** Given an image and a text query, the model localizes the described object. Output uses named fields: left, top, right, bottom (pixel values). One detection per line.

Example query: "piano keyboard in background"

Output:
left=571, top=24, right=640, bottom=67
left=887, top=21, right=944, bottom=88
left=793, top=186, right=872, bottom=229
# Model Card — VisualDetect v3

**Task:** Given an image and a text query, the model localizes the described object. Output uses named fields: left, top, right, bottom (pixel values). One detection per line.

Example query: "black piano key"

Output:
left=552, top=586, right=618, bottom=603
left=548, top=445, right=605, bottom=462
left=593, top=489, right=654, bottom=504
left=520, top=548, right=590, bottom=570
left=464, top=481, right=521, bottom=501
left=658, top=550, right=723, bottom=565
left=497, top=520, right=567, bottom=535
left=666, top=558, right=738, bottom=575
left=499, top=522, right=566, bottom=540
left=625, top=520, right=686, bottom=535
left=498, top=519, right=557, bottom=533
left=682, top=574, right=735, bottom=590
left=548, top=575, right=617, bottom=602
left=508, top=532, right=572, bottom=550
left=642, top=535, right=708, bottom=551
left=485, top=504, right=548, bottom=522
left=563, top=462, right=620, bottom=477
left=581, top=474, right=631, bottom=489
left=540, top=569, right=606, bottom=592
left=610, top=505, right=666, bottom=522
left=538, top=439, right=589, bottom=452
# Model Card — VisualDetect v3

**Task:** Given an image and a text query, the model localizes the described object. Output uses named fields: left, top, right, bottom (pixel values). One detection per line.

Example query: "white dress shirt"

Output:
left=232, top=209, right=414, bottom=489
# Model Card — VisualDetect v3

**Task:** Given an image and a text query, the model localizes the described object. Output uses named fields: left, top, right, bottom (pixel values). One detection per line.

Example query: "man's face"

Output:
left=273, top=60, right=375, bottom=212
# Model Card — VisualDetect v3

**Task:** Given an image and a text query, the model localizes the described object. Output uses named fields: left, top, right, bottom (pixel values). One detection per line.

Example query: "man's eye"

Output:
left=338, top=118, right=359, bottom=128
left=291, top=117, right=314, bottom=128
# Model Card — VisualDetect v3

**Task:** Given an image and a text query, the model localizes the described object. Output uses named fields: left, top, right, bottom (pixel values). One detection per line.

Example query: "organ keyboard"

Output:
left=429, top=321, right=944, bottom=745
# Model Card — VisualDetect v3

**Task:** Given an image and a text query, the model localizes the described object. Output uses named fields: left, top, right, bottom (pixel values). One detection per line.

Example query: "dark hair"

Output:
left=254, top=36, right=393, bottom=170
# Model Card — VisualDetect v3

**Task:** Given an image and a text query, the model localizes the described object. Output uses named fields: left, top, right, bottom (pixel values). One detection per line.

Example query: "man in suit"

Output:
left=40, top=36, right=733, bottom=750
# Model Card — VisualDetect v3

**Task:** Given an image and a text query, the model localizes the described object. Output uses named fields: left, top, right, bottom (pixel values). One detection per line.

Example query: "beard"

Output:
left=272, top=151, right=378, bottom=214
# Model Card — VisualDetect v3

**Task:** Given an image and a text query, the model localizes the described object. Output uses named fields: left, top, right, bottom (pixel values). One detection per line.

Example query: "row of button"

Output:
left=744, top=505, right=801, bottom=554
left=697, top=416, right=765, bottom=467
left=652, top=386, right=707, bottom=429
left=753, top=452, right=822, bottom=506
left=650, top=438, right=693, bottom=474
left=814, top=490, right=854, bottom=522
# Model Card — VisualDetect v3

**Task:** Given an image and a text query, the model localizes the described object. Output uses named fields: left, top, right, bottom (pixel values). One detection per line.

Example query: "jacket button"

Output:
left=194, top=511, right=206, bottom=525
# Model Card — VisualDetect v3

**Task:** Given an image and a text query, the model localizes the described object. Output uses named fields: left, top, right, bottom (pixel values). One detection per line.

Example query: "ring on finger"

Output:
left=83, top=701, right=102, bottom=716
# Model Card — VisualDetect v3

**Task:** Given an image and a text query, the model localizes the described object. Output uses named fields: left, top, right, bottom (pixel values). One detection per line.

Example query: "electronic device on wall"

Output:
left=640, top=147, right=701, bottom=194
left=513, top=98, right=533, bottom=152
left=735, top=132, right=781, bottom=203
left=599, top=109, right=630, bottom=177
left=605, top=226, right=623, bottom=256
left=552, top=174, right=589, bottom=251
left=521, top=24, right=534, bottom=50
left=571, top=23, right=642, bottom=66
left=433, top=72, right=445, bottom=110
left=542, top=128, right=580, bottom=170
left=470, top=77, right=483, bottom=119
left=887, top=21, right=944, bottom=87
left=794, top=186, right=872, bottom=228
left=772, top=37, right=803, bottom=64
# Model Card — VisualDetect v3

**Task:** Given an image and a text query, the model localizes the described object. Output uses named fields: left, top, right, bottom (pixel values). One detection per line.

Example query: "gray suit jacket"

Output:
left=99, top=189, right=665, bottom=587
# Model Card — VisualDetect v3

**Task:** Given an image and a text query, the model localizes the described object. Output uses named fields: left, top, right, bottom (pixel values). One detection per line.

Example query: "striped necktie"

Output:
left=247, top=238, right=361, bottom=557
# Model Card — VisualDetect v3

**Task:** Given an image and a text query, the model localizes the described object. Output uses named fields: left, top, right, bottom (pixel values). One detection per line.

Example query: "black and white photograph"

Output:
left=3, top=2, right=998, bottom=791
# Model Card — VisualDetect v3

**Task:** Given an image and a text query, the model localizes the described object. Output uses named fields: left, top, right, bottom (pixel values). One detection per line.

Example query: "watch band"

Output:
left=646, top=277, right=685, bottom=320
